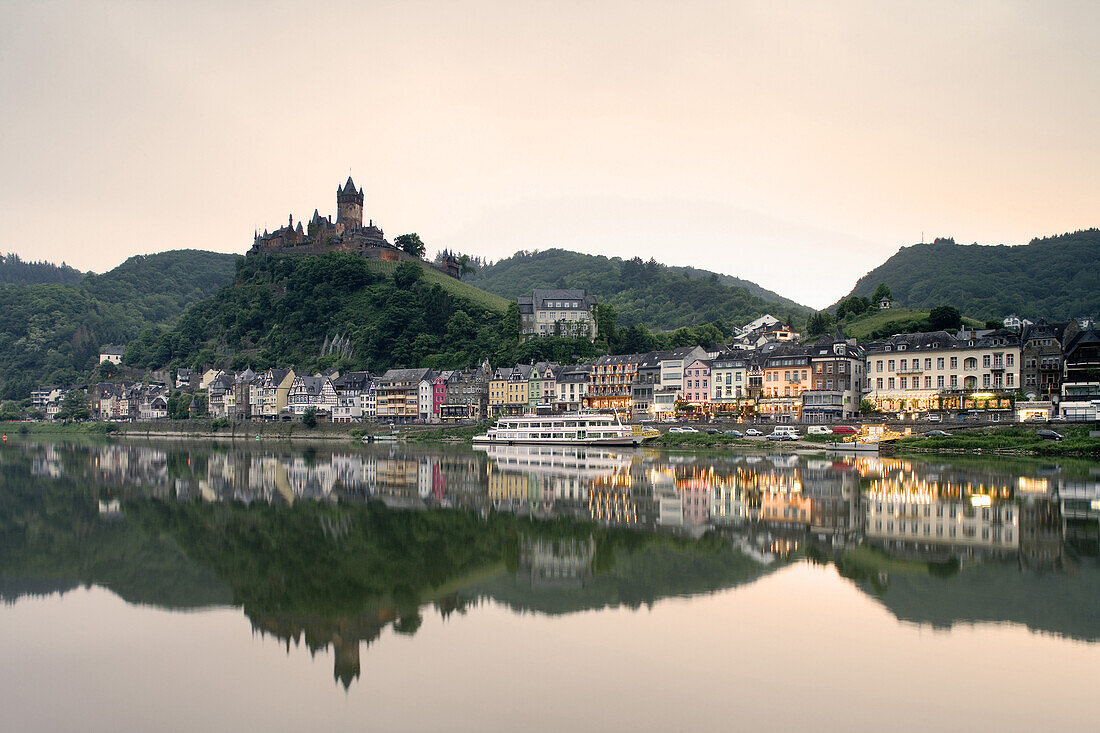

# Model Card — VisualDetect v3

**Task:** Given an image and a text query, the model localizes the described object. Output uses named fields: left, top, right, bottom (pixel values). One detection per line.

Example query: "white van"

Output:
left=768, top=426, right=800, bottom=441
left=807, top=425, right=831, bottom=435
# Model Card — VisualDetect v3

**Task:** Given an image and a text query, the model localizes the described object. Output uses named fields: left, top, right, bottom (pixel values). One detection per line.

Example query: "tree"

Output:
left=835, top=295, right=870, bottom=320
left=859, top=399, right=879, bottom=415
left=56, top=390, right=91, bottom=421
left=0, top=401, right=21, bottom=421
left=98, top=360, right=119, bottom=380
left=806, top=311, right=834, bottom=337
left=393, top=261, right=423, bottom=289
left=928, top=305, right=962, bottom=331
left=302, top=407, right=318, bottom=428
left=872, top=283, right=892, bottom=303
left=457, top=254, right=475, bottom=279
left=594, top=303, right=619, bottom=348
left=394, top=233, right=426, bottom=259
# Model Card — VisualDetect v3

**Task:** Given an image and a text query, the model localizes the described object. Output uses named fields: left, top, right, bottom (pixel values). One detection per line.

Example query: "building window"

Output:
left=900, top=377, right=907, bottom=389
left=888, top=360, right=895, bottom=371
left=925, top=358, right=932, bottom=370
left=888, top=378, right=895, bottom=389
left=950, top=375, right=958, bottom=388
left=876, top=378, right=883, bottom=389
left=950, top=357, right=958, bottom=369
left=937, top=358, right=944, bottom=370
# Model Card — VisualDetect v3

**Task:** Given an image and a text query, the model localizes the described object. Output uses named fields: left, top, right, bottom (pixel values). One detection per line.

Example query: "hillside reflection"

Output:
left=2, top=439, right=1098, bottom=687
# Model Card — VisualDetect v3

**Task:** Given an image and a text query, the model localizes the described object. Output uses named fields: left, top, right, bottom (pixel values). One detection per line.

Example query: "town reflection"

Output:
left=3, top=439, right=1099, bottom=687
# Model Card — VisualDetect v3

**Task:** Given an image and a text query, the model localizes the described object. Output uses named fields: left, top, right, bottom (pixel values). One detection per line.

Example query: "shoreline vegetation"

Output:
left=3, top=421, right=1098, bottom=457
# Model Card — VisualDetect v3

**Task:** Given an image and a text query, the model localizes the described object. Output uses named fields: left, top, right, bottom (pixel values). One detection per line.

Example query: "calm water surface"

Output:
left=1, top=438, right=1098, bottom=732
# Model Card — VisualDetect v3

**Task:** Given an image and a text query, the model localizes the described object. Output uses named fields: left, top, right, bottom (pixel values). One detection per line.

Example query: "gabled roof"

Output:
left=529, top=289, right=595, bottom=310
left=332, top=371, right=372, bottom=391
left=292, top=376, right=328, bottom=395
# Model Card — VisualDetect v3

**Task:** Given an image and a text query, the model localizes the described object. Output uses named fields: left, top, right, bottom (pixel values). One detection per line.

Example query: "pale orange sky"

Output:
left=1, top=1, right=1097, bottom=308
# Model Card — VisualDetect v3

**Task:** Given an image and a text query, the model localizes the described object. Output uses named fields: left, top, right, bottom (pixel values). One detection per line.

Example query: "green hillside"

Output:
left=840, top=229, right=1100, bottom=320
left=0, top=250, right=240, bottom=400
left=467, top=249, right=811, bottom=331
left=124, top=253, right=603, bottom=375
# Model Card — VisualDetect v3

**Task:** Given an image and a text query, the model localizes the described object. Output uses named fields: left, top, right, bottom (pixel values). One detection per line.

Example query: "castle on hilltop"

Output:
left=247, top=176, right=460, bottom=278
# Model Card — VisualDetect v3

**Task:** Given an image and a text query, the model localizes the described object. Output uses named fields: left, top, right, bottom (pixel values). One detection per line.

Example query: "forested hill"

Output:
left=839, top=230, right=1100, bottom=320
left=466, top=249, right=811, bottom=330
left=0, top=253, right=84, bottom=285
left=124, top=254, right=547, bottom=376
left=0, top=250, right=239, bottom=400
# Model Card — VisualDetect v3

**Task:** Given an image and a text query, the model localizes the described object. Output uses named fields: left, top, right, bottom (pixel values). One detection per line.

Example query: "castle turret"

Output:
left=336, top=176, right=363, bottom=230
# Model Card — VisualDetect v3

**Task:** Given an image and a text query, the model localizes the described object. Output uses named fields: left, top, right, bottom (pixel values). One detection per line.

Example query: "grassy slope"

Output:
left=365, top=259, right=510, bottom=314
left=839, top=307, right=983, bottom=340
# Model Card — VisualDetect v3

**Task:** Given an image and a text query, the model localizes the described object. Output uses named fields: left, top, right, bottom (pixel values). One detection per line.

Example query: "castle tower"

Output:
left=336, top=176, right=364, bottom=230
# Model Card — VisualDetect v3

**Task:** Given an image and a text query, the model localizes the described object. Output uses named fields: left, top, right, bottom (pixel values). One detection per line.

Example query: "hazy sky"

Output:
left=2, top=1, right=1097, bottom=308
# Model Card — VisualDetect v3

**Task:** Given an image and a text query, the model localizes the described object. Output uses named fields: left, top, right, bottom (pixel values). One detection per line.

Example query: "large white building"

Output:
left=864, top=330, right=1021, bottom=416
left=518, top=289, right=597, bottom=340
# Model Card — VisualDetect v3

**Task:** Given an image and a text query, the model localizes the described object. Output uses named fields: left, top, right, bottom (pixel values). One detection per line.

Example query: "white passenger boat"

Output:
left=472, top=413, right=657, bottom=446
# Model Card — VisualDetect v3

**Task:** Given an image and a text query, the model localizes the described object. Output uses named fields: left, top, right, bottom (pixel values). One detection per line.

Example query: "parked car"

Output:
left=724, top=429, right=744, bottom=437
left=1049, top=416, right=1068, bottom=423
left=927, top=414, right=942, bottom=423
left=766, top=432, right=796, bottom=441
left=807, top=425, right=831, bottom=435
left=1036, top=429, right=1063, bottom=441
left=832, top=425, right=858, bottom=435
left=705, top=428, right=720, bottom=435
left=661, top=418, right=678, bottom=424
left=669, top=426, right=699, bottom=434
left=926, top=430, right=952, bottom=437
left=744, top=428, right=764, bottom=437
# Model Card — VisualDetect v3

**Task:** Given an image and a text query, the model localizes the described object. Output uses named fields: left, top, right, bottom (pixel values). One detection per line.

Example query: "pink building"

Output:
left=431, top=372, right=450, bottom=423
left=683, top=359, right=712, bottom=405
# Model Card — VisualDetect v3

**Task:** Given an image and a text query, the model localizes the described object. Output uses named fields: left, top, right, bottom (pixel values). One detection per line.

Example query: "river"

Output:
left=1, top=438, right=1097, bottom=731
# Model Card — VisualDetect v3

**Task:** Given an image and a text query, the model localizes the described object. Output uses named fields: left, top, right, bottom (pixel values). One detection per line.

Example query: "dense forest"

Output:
left=123, top=253, right=740, bottom=377
left=0, top=250, right=239, bottom=399
left=0, top=253, right=84, bottom=286
left=466, top=249, right=811, bottom=331
left=839, top=230, right=1100, bottom=320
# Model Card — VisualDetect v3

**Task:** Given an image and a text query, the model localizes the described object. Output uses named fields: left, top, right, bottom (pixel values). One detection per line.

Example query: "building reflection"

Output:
left=9, top=438, right=1099, bottom=687
left=28, top=440, right=1095, bottom=566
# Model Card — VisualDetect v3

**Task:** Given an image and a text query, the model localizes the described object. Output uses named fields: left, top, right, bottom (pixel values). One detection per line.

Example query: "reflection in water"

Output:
left=2, top=439, right=1099, bottom=690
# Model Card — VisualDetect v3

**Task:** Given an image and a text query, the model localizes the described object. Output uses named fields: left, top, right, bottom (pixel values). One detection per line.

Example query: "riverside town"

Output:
left=26, top=308, right=1100, bottom=426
